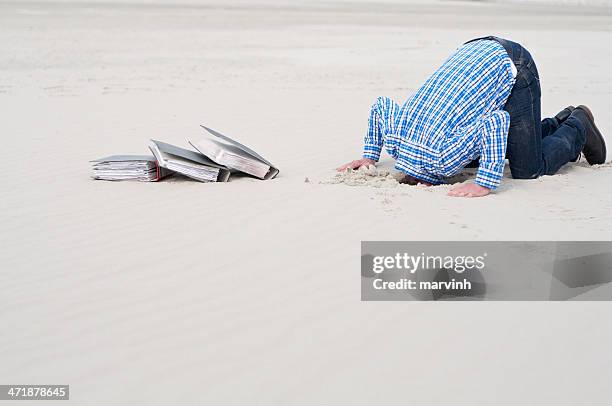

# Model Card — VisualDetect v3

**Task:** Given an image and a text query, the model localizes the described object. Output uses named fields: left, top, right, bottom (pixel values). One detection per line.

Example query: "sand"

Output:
left=320, top=165, right=402, bottom=187
left=1, top=0, right=612, bottom=404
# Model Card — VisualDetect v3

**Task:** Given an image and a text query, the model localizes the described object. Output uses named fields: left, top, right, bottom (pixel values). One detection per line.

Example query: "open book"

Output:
left=91, top=155, right=172, bottom=181
left=188, top=126, right=279, bottom=180
left=148, top=140, right=231, bottom=182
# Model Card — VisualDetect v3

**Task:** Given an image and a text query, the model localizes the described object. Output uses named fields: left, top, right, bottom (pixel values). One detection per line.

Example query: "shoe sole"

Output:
left=576, top=105, right=606, bottom=164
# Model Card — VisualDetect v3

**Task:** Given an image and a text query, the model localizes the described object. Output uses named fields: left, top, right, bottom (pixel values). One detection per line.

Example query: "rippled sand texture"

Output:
left=1, top=1, right=612, bottom=404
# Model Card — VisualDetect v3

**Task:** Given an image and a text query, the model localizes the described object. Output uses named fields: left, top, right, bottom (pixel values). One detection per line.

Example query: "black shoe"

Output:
left=554, top=105, right=575, bottom=126
left=571, top=105, right=607, bottom=165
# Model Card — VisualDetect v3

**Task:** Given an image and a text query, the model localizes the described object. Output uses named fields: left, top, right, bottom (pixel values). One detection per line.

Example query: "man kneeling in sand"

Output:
left=338, top=36, right=606, bottom=198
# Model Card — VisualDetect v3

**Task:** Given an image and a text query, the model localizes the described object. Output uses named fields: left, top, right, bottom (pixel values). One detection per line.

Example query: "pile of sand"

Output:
left=319, top=165, right=402, bottom=188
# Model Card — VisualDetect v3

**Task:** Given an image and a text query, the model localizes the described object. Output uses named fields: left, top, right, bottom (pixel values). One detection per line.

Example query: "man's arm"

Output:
left=448, top=110, right=509, bottom=197
left=338, top=97, right=399, bottom=171
left=474, top=110, right=510, bottom=189
left=363, top=96, right=399, bottom=161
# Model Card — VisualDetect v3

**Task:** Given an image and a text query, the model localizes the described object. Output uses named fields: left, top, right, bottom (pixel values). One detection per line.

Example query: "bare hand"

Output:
left=447, top=182, right=491, bottom=198
left=336, top=158, right=376, bottom=172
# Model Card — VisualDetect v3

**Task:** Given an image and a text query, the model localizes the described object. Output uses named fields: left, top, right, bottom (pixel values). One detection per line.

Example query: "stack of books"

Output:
left=90, top=126, right=279, bottom=183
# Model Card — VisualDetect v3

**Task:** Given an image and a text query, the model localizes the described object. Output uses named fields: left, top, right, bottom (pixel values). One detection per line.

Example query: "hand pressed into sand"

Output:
left=448, top=182, right=491, bottom=198
left=336, top=158, right=376, bottom=172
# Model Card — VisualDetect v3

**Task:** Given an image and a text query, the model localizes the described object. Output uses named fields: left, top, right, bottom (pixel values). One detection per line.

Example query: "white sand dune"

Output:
left=1, top=1, right=612, bottom=404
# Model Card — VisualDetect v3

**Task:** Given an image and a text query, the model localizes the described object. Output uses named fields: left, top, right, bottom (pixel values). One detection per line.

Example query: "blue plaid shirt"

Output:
left=363, top=39, right=516, bottom=189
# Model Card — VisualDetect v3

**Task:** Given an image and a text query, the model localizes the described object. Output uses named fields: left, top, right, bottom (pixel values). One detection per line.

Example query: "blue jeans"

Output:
left=468, top=37, right=586, bottom=179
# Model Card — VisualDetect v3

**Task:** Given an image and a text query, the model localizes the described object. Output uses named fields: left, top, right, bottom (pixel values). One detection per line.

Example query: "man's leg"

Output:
left=539, top=116, right=586, bottom=170
left=465, top=112, right=567, bottom=169
left=504, top=45, right=585, bottom=178
left=541, top=106, right=575, bottom=138
left=541, top=117, right=559, bottom=138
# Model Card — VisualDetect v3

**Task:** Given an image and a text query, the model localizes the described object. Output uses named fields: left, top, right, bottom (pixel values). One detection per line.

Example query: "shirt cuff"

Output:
left=475, top=162, right=505, bottom=189
left=363, top=142, right=382, bottom=161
